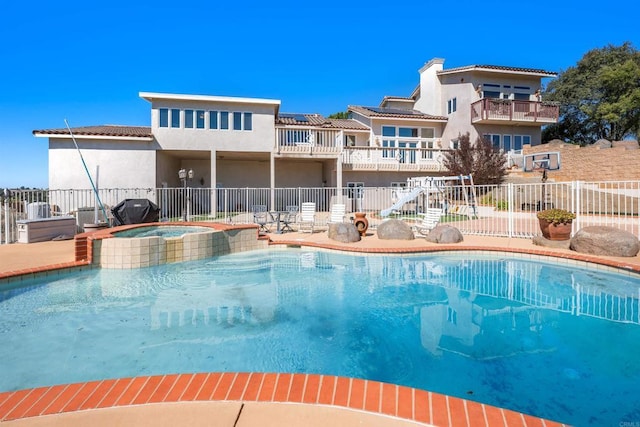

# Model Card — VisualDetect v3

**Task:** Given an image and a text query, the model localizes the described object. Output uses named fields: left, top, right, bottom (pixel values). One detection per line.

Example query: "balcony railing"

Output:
left=275, top=128, right=342, bottom=155
left=342, top=147, right=449, bottom=172
left=471, top=99, right=559, bottom=125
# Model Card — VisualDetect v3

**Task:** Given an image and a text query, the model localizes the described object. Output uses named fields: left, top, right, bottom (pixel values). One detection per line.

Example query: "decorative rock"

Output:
left=612, top=140, right=639, bottom=150
left=593, top=138, right=611, bottom=148
left=376, top=219, right=415, bottom=240
left=570, top=226, right=640, bottom=257
left=425, top=225, right=464, bottom=244
left=532, top=235, right=571, bottom=249
left=327, top=223, right=361, bottom=243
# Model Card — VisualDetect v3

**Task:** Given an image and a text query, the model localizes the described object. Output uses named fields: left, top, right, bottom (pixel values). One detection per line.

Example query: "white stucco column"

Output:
left=336, top=153, right=343, bottom=203
left=210, top=149, right=217, bottom=217
left=270, top=152, right=276, bottom=211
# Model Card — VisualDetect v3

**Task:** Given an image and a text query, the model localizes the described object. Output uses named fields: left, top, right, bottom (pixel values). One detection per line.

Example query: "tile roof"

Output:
left=325, top=119, right=370, bottom=131
left=33, top=125, right=153, bottom=138
left=348, top=105, right=448, bottom=121
left=276, top=114, right=369, bottom=130
left=438, top=64, right=557, bottom=76
left=275, top=113, right=328, bottom=126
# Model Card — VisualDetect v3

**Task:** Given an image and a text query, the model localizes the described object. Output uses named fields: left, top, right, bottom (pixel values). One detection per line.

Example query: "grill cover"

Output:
left=111, top=199, right=160, bottom=226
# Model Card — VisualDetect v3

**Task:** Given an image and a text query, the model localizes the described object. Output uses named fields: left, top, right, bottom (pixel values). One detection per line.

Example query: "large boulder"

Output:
left=327, top=223, right=361, bottom=243
left=425, top=225, right=464, bottom=244
left=570, top=226, right=640, bottom=257
left=592, top=138, right=611, bottom=149
left=612, top=140, right=639, bottom=150
left=376, top=219, right=415, bottom=240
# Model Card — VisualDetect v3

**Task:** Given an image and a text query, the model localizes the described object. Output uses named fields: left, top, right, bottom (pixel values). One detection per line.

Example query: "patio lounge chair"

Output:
left=252, top=205, right=271, bottom=232
left=280, top=205, right=299, bottom=232
left=328, top=203, right=346, bottom=224
left=415, top=207, right=443, bottom=235
left=299, top=202, right=316, bottom=233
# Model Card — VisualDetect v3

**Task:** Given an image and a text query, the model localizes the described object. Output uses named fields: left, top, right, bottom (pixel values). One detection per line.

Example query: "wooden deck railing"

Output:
left=471, top=99, right=559, bottom=123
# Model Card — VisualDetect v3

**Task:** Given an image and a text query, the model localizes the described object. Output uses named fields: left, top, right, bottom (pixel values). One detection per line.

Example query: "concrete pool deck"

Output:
left=1, top=228, right=639, bottom=426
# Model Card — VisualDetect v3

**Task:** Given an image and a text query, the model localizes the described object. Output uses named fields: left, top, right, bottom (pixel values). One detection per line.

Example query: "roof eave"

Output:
left=33, top=133, right=153, bottom=141
left=139, top=91, right=281, bottom=108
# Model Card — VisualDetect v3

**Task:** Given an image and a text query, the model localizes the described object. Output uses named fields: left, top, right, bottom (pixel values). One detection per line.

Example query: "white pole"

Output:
left=94, top=165, right=99, bottom=224
left=3, top=192, right=10, bottom=245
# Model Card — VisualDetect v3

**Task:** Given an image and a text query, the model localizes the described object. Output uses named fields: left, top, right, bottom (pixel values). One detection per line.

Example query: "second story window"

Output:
left=233, top=112, right=242, bottom=130
left=196, top=110, right=205, bottom=129
left=184, top=110, right=194, bottom=128
left=244, top=112, right=252, bottom=131
left=159, top=108, right=168, bottom=127
left=209, top=111, right=218, bottom=129
left=482, top=83, right=501, bottom=99
left=220, top=112, right=229, bottom=130
left=170, top=109, right=180, bottom=128
left=447, top=98, right=457, bottom=114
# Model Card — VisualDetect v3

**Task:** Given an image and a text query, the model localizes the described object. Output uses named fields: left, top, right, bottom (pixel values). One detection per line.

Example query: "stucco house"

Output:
left=34, top=58, right=558, bottom=196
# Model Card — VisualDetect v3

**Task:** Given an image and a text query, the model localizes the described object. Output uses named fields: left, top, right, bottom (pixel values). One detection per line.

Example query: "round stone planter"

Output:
left=353, top=212, right=369, bottom=236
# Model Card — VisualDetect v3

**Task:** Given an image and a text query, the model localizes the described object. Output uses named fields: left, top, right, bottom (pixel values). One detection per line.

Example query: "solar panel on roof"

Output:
left=279, top=113, right=309, bottom=123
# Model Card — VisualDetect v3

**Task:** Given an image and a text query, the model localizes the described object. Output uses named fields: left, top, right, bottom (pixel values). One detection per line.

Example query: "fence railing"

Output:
left=1, top=180, right=639, bottom=244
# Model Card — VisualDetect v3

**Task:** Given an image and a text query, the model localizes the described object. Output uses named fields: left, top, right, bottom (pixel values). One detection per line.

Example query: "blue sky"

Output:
left=1, top=0, right=638, bottom=188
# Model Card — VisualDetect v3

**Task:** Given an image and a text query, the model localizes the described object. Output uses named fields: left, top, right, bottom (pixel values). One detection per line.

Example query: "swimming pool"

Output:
left=1, top=249, right=639, bottom=425
left=113, top=225, right=212, bottom=238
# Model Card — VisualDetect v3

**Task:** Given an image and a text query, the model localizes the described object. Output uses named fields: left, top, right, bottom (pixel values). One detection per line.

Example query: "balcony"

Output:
left=342, top=147, right=450, bottom=172
left=275, top=128, right=342, bottom=158
left=471, top=99, right=559, bottom=126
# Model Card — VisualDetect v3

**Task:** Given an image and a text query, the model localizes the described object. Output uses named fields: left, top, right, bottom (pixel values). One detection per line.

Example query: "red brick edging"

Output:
left=0, top=373, right=566, bottom=426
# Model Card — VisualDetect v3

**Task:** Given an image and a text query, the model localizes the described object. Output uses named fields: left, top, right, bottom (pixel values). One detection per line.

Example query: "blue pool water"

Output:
left=113, top=225, right=212, bottom=238
left=1, top=249, right=639, bottom=425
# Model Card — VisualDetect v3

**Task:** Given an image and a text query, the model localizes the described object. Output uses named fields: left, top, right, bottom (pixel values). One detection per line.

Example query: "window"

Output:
left=450, top=139, right=460, bottom=150
left=233, top=112, right=242, bottom=130
left=484, top=134, right=502, bottom=150
left=196, top=110, right=205, bottom=129
left=170, top=109, right=180, bottom=128
left=184, top=110, right=194, bottom=128
left=159, top=108, right=168, bottom=127
left=483, top=90, right=501, bottom=99
left=503, top=135, right=512, bottom=152
left=382, top=126, right=396, bottom=137
left=347, top=182, right=364, bottom=199
left=514, top=93, right=530, bottom=101
left=421, top=128, right=436, bottom=159
left=513, top=135, right=531, bottom=150
left=390, top=182, right=406, bottom=188
left=220, top=112, right=229, bottom=130
left=209, top=111, right=218, bottom=129
left=447, top=98, right=457, bottom=114
left=344, top=134, right=356, bottom=147
left=382, top=140, right=396, bottom=158
left=244, top=112, right=252, bottom=131
left=381, top=126, right=396, bottom=158
left=421, top=128, right=435, bottom=139
left=399, top=127, right=418, bottom=138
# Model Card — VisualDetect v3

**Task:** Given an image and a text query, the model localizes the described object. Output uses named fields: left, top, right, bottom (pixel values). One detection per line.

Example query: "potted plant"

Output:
left=536, top=208, right=576, bottom=241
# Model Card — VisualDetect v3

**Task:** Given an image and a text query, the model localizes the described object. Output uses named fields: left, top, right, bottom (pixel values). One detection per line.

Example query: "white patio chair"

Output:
left=299, top=202, right=316, bottom=233
left=328, top=203, right=346, bottom=224
left=415, top=207, right=443, bottom=235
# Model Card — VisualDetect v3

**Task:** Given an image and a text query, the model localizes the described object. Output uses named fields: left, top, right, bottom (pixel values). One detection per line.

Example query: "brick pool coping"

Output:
left=0, top=373, right=567, bottom=426
left=3, top=224, right=636, bottom=425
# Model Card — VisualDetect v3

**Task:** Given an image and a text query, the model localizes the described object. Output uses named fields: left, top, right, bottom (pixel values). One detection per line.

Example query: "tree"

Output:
left=542, top=42, right=640, bottom=145
left=442, top=133, right=507, bottom=185
left=328, top=111, right=349, bottom=119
